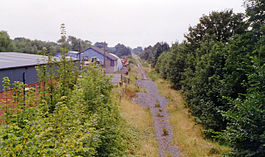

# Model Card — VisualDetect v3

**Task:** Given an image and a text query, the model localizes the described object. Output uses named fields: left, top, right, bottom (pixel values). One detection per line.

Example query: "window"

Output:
left=110, top=60, right=114, bottom=66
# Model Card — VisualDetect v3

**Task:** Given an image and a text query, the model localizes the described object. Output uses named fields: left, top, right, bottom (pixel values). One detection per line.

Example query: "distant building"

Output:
left=80, top=46, right=122, bottom=73
left=109, top=53, right=123, bottom=71
left=55, top=47, right=123, bottom=73
left=55, top=51, right=80, bottom=59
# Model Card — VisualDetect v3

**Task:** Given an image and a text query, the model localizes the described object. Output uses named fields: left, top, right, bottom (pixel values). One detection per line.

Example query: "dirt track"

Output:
left=133, top=55, right=180, bottom=157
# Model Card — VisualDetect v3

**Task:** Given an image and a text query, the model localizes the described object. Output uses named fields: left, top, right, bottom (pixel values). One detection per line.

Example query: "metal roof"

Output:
left=68, top=51, right=79, bottom=54
left=0, top=52, right=50, bottom=70
left=83, top=46, right=118, bottom=61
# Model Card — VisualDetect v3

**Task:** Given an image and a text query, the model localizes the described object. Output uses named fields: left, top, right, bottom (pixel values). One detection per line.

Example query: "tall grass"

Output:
left=120, top=97, right=158, bottom=157
left=112, top=63, right=159, bottom=156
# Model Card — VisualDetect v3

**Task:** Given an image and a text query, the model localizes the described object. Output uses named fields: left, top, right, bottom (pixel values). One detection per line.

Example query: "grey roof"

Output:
left=0, top=52, right=50, bottom=70
left=84, top=46, right=118, bottom=61
left=69, top=51, right=79, bottom=54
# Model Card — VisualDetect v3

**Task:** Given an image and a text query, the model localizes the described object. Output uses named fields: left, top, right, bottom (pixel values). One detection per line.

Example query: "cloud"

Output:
left=0, top=0, right=245, bottom=47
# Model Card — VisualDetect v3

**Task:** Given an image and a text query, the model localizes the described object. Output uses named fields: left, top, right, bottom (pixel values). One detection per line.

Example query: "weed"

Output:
left=208, top=147, right=221, bottom=155
left=163, top=128, right=169, bottom=136
left=155, top=101, right=160, bottom=108
left=165, top=151, right=172, bottom=157
left=157, top=112, right=164, bottom=117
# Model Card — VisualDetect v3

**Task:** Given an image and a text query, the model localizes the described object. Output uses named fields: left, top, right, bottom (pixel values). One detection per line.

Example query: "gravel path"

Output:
left=133, top=55, right=180, bottom=157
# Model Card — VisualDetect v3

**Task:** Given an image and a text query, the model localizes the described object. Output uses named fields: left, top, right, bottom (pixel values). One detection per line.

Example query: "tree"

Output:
left=156, top=43, right=187, bottom=89
left=94, top=42, right=107, bottom=49
left=132, top=46, right=143, bottom=54
left=67, top=36, right=91, bottom=52
left=140, top=42, right=170, bottom=67
left=184, top=10, right=247, bottom=53
left=0, top=31, right=14, bottom=52
left=223, top=57, right=265, bottom=156
left=13, top=37, right=57, bottom=54
left=244, top=0, right=265, bottom=30
left=112, top=43, right=131, bottom=57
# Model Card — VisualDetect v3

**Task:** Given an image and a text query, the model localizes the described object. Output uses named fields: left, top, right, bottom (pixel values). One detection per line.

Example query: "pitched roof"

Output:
left=83, top=46, right=117, bottom=61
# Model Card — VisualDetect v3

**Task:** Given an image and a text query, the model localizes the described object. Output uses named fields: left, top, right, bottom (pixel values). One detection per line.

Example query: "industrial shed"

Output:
left=81, top=46, right=122, bottom=73
left=0, top=52, right=50, bottom=93
left=0, top=52, right=79, bottom=93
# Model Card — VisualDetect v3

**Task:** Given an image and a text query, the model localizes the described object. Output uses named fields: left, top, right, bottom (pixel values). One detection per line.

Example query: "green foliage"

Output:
left=148, top=70, right=159, bottom=81
left=0, top=65, right=128, bottom=156
left=184, top=10, right=247, bottom=51
left=13, top=37, right=56, bottom=55
left=0, top=29, right=129, bottom=156
left=244, top=0, right=265, bottom=30
left=140, top=42, right=170, bottom=67
left=94, top=42, right=132, bottom=58
left=223, top=58, right=265, bottom=156
left=0, top=31, right=15, bottom=52
left=129, top=56, right=136, bottom=65
left=0, top=24, right=90, bottom=55
left=112, top=43, right=131, bottom=57
left=148, top=6, right=264, bottom=156
left=132, top=46, right=143, bottom=54
left=155, top=43, right=187, bottom=89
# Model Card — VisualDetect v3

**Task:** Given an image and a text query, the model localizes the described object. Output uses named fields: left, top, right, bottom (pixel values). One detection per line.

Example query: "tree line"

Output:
left=0, top=31, right=140, bottom=58
left=93, top=42, right=134, bottom=57
left=0, top=32, right=91, bottom=55
left=140, top=0, right=264, bottom=156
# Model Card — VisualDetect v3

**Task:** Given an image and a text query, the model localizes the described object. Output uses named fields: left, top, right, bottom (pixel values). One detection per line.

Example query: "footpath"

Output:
left=133, top=55, right=180, bottom=157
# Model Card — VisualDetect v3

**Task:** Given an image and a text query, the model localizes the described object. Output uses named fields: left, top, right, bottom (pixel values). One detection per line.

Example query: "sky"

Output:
left=0, top=0, right=245, bottom=48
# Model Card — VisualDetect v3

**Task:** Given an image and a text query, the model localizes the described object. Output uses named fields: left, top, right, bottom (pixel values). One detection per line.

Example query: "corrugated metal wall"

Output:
left=0, top=66, right=39, bottom=92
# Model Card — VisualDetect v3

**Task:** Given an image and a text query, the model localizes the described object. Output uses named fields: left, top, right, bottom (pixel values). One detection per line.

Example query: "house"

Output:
left=81, top=46, right=122, bottom=73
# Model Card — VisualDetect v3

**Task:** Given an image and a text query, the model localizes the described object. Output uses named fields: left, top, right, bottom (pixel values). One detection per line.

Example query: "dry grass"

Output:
left=119, top=97, right=158, bottom=157
left=113, top=62, right=159, bottom=157
left=141, top=63, right=231, bottom=157
left=128, top=63, right=141, bottom=82
left=156, top=78, right=230, bottom=157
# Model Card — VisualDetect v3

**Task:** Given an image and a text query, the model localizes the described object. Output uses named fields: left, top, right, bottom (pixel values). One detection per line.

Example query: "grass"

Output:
left=141, top=61, right=231, bottom=157
left=112, top=62, right=159, bottom=157
left=119, top=97, right=158, bottom=157
left=129, top=56, right=137, bottom=65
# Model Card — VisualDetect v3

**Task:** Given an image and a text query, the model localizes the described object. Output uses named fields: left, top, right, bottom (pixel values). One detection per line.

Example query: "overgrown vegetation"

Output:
left=144, top=67, right=231, bottom=156
left=141, top=1, right=265, bottom=155
left=114, top=62, right=158, bottom=156
left=0, top=26, right=129, bottom=156
left=139, top=42, right=170, bottom=67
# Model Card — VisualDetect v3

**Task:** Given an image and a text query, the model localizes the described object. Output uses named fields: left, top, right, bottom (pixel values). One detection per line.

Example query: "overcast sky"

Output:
left=0, top=0, right=245, bottom=48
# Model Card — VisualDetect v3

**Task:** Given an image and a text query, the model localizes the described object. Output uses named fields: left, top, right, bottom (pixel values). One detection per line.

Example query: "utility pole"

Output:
left=79, top=41, right=82, bottom=70
left=104, top=41, right=106, bottom=69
